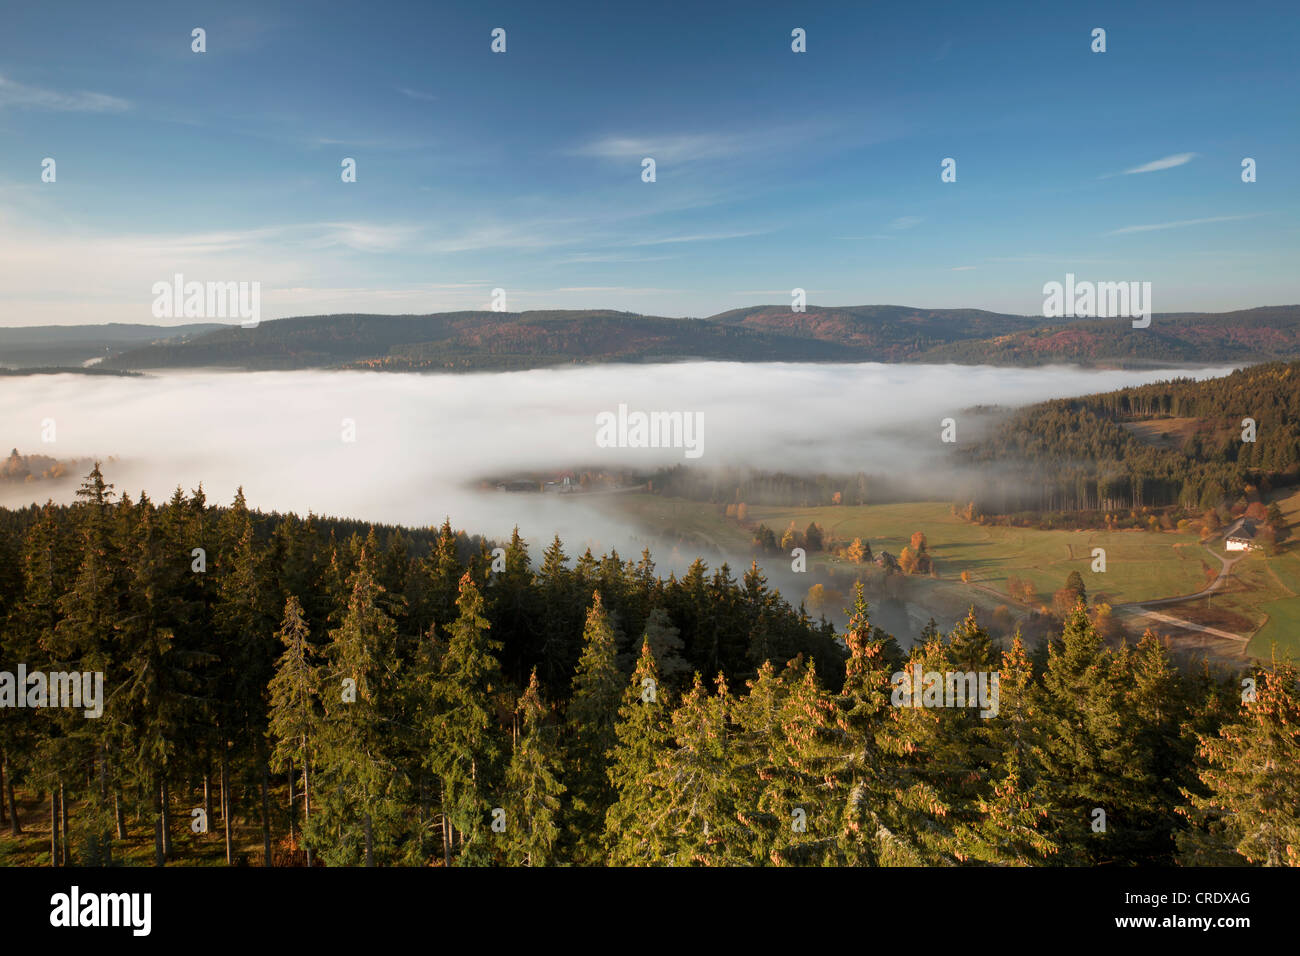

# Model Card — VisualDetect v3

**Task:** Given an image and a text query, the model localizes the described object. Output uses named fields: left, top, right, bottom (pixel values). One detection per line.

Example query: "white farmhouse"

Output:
left=1224, top=518, right=1258, bottom=552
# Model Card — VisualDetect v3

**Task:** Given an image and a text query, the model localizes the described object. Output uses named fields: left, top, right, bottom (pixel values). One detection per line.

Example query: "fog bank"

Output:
left=0, top=362, right=1238, bottom=563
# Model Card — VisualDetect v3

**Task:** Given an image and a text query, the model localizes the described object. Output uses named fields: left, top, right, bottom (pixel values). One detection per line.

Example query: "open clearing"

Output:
left=604, top=492, right=1300, bottom=661
left=714, top=499, right=1205, bottom=605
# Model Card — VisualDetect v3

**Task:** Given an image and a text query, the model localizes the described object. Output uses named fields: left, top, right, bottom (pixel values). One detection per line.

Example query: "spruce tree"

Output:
left=267, top=594, right=321, bottom=866
left=604, top=639, right=673, bottom=865
left=313, top=546, right=405, bottom=866
left=1037, top=604, right=1136, bottom=864
left=1178, top=659, right=1300, bottom=866
left=640, top=607, right=690, bottom=693
left=504, top=670, right=565, bottom=866
left=52, top=466, right=122, bottom=864
left=426, top=572, right=505, bottom=865
left=564, top=591, right=623, bottom=863
left=1122, top=633, right=1194, bottom=863
left=832, top=584, right=902, bottom=865
left=656, top=674, right=739, bottom=865
left=956, top=635, right=1059, bottom=864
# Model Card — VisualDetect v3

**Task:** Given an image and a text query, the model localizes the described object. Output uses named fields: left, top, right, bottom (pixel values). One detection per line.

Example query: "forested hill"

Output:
left=921, top=306, right=1300, bottom=366
left=0, top=323, right=223, bottom=369
left=962, top=361, right=1300, bottom=516
left=706, top=304, right=1043, bottom=360
left=100, top=310, right=863, bottom=371
left=88, top=304, right=1300, bottom=371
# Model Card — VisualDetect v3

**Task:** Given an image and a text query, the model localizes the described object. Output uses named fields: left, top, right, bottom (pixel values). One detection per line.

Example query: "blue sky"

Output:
left=0, top=0, right=1296, bottom=325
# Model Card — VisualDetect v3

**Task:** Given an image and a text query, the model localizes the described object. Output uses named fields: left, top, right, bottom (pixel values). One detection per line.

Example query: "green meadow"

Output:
left=605, top=492, right=1300, bottom=660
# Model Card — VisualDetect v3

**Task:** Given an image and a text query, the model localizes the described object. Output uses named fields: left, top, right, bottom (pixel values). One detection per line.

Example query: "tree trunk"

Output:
left=260, top=766, right=272, bottom=867
left=4, top=758, right=18, bottom=835
left=441, top=779, right=452, bottom=867
left=161, top=775, right=173, bottom=858
left=441, top=815, right=449, bottom=866
left=153, top=772, right=165, bottom=867
left=221, top=743, right=233, bottom=865
left=98, top=744, right=112, bottom=865
left=59, top=782, right=70, bottom=865
left=287, top=763, right=296, bottom=842
left=203, top=771, right=211, bottom=824
left=0, top=756, right=7, bottom=826
left=114, top=785, right=126, bottom=840
left=50, top=788, right=59, bottom=867
left=301, top=734, right=313, bottom=867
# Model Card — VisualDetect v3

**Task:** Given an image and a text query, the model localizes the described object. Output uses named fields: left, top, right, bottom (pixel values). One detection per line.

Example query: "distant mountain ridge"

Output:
left=0, top=322, right=225, bottom=368
left=11, top=305, right=1297, bottom=372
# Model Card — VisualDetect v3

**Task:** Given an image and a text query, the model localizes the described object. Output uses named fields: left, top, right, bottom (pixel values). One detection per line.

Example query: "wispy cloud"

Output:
left=1100, top=152, right=1198, bottom=178
left=570, top=118, right=842, bottom=165
left=1123, top=152, right=1197, bottom=174
left=426, top=220, right=586, bottom=253
left=572, top=132, right=752, bottom=163
left=987, top=255, right=1119, bottom=264
left=625, top=230, right=768, bottom=246
left=889, top=216, right=924, bottom=230
left=732, top=289, right=830, bottom=296
left=1106, top=213, right=1262, bottom=236
left=396, top=87, right=437, bottom=103
left=549, top=286, right=679, bottom=294
left=556, top=252, right=676, bottom=264
left=0, top=74, right=129, bottom=112
left=304, top=222, right=424, bottom=253
left=950, top=266, right=977, bottom=271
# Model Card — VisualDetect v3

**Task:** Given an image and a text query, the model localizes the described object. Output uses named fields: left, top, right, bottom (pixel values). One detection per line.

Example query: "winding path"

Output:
left=1114, top=545, right=1250, bottom=644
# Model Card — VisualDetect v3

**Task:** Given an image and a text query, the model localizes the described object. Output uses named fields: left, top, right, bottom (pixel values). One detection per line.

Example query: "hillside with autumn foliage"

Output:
left=83, top=304, right=1300, bottom=372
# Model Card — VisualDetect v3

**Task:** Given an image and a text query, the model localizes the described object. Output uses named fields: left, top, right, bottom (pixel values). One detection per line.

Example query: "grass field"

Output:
left=604, top=491, right=1300, bottom=660
left=1245, top=487, right=1300, bottom=659
left=783, top=502, right=1215, bottom=606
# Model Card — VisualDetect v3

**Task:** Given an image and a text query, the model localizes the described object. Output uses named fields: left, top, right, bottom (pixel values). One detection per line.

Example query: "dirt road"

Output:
left=1115, top=545, right=1250, bottom=645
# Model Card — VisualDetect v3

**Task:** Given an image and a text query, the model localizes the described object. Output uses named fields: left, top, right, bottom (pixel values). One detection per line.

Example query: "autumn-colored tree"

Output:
left=805, top=583, right=826, bottom=616
left=780, top=523, right=798, bottom=552
left=1053, top=587, right=1083, bottom=617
